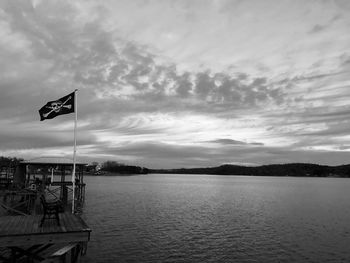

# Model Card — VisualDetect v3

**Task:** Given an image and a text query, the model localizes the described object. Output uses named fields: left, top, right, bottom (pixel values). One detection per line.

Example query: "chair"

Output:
left=40, top=195, right=62, bottom=227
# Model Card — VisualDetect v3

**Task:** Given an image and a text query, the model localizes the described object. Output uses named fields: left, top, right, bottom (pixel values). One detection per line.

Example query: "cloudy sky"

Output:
left=1, top=0, right=350, bottom=168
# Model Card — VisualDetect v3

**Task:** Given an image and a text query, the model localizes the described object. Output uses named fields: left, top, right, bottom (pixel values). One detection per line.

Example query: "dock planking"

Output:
left=0, top=212, right=91, bottom=247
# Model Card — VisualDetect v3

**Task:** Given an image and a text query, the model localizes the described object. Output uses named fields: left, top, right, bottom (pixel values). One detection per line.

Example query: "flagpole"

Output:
left=51, top=168, right=54, bottom=184
left=72, top=89, right=78, bottom=214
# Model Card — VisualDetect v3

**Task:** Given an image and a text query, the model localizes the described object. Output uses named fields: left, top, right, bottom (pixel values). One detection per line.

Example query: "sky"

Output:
left=1, top=0, right=350, bottom=169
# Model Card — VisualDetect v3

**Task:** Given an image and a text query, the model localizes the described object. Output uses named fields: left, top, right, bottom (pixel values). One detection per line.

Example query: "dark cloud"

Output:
left=175, top=72, right=192, bottom=98
left=210, top=139, right=246, bottom=145
left=0, top=127, right=97, bottom=150
left=308, top=11, right=341, bottom=35
left=291, top=72, right=343, bottom=82
left=267, top=104, right=350, bottom=132
left=209, top=139, right=264, bottom=146
left=340, top=53, right=350, bottom=67
left=309, top=24, right=327, bottom=34
left=89, top=140, right=350, bottom=169
left=338, top=145, right=350, bottom=150
left=333, top=0, right=350, bottom=10
left=93, top=141, right=220, bottom=168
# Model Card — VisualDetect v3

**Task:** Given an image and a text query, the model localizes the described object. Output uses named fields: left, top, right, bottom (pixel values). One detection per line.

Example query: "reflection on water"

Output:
left=82, top=174, right=350, bottom=263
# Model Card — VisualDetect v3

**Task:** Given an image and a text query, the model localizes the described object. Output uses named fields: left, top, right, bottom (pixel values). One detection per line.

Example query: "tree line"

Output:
left=100, top=160, right=148, bottom=174
left=149, top=163, right=350, bottom=177
left=0, top=156, right=23, bottom=167
left=2, top=156, right=350, bottom=177
left=0, top=157, right=148, bottom=175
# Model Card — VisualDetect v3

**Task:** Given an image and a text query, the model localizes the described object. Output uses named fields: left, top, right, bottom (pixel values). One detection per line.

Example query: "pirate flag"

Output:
left=39, top=92, right=75, bottom=121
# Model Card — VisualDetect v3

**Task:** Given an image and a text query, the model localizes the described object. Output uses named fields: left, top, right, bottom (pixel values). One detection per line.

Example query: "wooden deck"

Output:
left=0, top=213, right=91, bottom=247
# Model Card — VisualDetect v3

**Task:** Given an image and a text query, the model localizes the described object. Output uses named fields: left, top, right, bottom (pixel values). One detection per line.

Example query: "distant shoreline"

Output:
left=86, top=172, right=347, bottom=178
left=87, top=162, right=350, bottom=178
left=148, top=163, right=350, bottom=178
left=85, top=171, right=147, bottom=176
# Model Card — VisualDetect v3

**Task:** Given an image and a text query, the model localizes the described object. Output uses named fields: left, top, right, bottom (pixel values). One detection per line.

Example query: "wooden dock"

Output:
left=0, top=213, right=91, bottom=262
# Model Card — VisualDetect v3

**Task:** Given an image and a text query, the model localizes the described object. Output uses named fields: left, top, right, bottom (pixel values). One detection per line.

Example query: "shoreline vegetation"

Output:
left=94, top=162, right=350, bottom=178
left=2, top=157, right=350, bottom=177
left=149, top=163, right=350, bottom=177
left=97, top=160, right=148, bottom=175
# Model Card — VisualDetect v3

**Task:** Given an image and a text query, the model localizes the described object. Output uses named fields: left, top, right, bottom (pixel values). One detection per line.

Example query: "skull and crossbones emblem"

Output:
left=50, top=101, right=64, bottom=113
left=43, top=96, right=72, bottom=117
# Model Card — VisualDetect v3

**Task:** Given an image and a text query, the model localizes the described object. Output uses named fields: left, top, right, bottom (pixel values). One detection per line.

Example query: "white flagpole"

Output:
left=72, top=89, right=78, bottom=214
left=51, top=168, right=54, bottom=184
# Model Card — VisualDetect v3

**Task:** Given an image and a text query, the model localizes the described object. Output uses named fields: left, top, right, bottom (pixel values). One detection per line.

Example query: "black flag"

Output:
left=39, top=92, right=75, bottom=121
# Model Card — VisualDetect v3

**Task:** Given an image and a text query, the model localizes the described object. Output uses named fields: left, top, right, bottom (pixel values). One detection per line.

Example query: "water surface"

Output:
left=82, top=174, right=350, bottom=263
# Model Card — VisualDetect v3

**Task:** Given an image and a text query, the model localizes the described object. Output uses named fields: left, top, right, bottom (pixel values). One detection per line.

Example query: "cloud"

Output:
left=209, top=139, right=246, bottom=145
left=338, top=145, right=350, bottom=150
left=209, top=139, right=264, bottom=146
left=86, top=139, right=350, bottom=169
left=0, top=120, right=98, bottom=150
left=1, top=0, right=350, bottom=168
left=309, top=24, right=327, bottom=34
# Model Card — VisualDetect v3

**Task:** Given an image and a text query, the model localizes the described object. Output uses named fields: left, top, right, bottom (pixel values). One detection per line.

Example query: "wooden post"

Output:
left=62, top=186, right=68, bottom=207
left=13, top=164, right=26, bottom=188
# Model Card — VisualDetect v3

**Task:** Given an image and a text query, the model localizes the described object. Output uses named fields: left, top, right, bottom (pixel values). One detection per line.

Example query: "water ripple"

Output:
left=82, top=174, right=350, bottom=263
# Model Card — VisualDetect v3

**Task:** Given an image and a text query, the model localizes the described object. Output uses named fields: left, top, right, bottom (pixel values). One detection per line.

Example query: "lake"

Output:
left=82, top=174, right=350, bottom=263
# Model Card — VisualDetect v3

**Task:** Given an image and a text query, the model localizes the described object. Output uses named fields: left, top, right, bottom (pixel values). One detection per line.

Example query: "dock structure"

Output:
left=0, top=157, right=91, bottom=262
left=1, top=157, right=87, bottom=215
left=0, top=161, right=15, bottom=191
left=0, top=213, right=91, bottom=262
